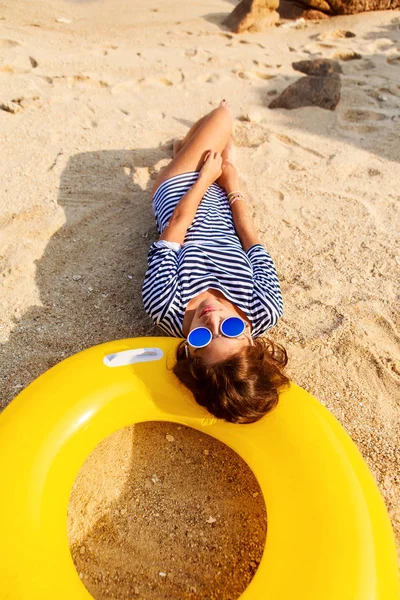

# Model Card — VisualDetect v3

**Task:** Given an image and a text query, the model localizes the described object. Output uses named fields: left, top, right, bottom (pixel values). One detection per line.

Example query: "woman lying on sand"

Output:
left=142, top=100, right=289, bottom=424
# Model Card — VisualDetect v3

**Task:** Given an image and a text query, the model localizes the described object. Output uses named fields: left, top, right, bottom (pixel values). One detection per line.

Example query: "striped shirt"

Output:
left=142, top=171, right=283, bottom=338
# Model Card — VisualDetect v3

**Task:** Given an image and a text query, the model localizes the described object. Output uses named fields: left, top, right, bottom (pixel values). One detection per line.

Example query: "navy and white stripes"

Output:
left=142, top=171, right=283, bottom=338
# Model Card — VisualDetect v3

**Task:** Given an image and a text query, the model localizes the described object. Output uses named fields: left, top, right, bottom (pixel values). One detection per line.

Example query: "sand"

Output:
left=0, top=0, right=399, bottom=596
left=68, top=422, right=267, bottom=599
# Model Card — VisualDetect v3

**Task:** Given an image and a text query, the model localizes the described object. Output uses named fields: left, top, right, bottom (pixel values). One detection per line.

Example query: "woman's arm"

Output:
left=223, top=167, right=260, bottom=252
left=159, top=176, right=210, bottom=246
left=159, top=151, right=222, bottom=246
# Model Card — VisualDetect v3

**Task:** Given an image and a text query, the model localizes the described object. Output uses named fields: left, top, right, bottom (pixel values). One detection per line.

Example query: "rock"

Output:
left=292, top=59, right=342, bottom=76
left=223, top=0, right=279, bottom=33
left=279, top=0, right=399, bottom=18
left=269, top=74, right=341, bottom=110
left=332, top=0, right=399, bottom=12
left=279, top=0, right=330, bottom=19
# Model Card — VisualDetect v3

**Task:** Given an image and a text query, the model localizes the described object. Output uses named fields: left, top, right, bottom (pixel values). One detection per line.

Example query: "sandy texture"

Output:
left=0, top=0, right=399, bottom=593
left=68, top=423, right=266, bottom=599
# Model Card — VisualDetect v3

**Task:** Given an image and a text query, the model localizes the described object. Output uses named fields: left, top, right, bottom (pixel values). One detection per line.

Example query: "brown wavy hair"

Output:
left=172, top=337, right=290, bottom=424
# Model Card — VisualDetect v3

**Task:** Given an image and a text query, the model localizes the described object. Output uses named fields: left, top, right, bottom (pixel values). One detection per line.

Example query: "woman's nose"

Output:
left=204, top=313, right=221, bottom=336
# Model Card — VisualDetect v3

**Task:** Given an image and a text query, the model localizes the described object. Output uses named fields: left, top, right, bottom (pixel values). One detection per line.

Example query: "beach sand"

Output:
left=0, top=0, right=399, bottom=597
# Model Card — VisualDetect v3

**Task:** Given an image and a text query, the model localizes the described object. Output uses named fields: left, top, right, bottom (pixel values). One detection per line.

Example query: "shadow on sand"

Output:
left=0, top=148, right=166, bottom=409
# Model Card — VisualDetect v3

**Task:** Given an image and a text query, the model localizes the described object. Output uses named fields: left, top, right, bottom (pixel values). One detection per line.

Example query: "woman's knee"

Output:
left=213, top=105, right=233, bottom=129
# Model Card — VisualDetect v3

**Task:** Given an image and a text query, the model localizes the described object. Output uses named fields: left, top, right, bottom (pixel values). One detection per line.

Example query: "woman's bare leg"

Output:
left=151, top=99, right=233, bottom=196
left=173, top=113, right=211, bottom=157
left=220, top=133, right=236, bottom=164
left=216, top=133, right=236, bottom=189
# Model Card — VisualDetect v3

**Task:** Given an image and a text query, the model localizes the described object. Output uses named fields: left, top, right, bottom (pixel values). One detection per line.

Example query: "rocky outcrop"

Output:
left=223, top=0, right=279, bottom=33
left=279, top=0, right=399, bottom=19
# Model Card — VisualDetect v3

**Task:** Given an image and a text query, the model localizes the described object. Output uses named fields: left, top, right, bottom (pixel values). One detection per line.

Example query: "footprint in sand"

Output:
left=143, top=69, right=184, bottom=87
left=332, top=50, right=362, bottom=61
left=51, top=75, right=109, bottom=88
left=111, top=80, right=137, bottom=94
left=0, top=64, right=31, bottom=75
left=342, top=77, right=367, bottom=87
left=234, top=69, right=276, bottom=81
left=367, top=38, right=395, bottom=53
left=0, top=95, right=41, bottom=114
left=353, top=59, right=376, bottom=71
left=318, top=30, right=356, bottom=40
left=138, top=76, right=175, bottom=87
left=386, top=55, right=400, bottom=65
left=0, top=65, right=15, bottom=74
left=377, top=84, right=400, bottom=98
left=272, top=133, right=325, bottom=159
left=196, top=72, right=231, bottom=84
left=343, top=109, right=387, bottom=123
left=0, top=39, right=34, bottom=73
left=0, top=38, right=22, bottom=48
left=288, top=161, right=306, bottom=172
left=253, top=60, right=274, bottom=68
left=234, top=123, right=269, bottom=148
left=184, top=48, right=198, bottom=58
left=112, top=73, right=182, bottom=94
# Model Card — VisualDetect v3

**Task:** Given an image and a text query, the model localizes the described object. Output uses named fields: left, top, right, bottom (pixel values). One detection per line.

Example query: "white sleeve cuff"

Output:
left=154, top=240, right=181, bottom=252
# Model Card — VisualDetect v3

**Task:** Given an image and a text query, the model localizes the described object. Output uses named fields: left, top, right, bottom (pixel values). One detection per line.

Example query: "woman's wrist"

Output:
left=225, top=177, right=241, bottom=195
left=197, top=172, right=214, bottom=189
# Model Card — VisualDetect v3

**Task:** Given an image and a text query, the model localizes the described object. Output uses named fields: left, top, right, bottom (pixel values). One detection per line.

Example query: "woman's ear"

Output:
left=175, top=340, right=186, bottom=362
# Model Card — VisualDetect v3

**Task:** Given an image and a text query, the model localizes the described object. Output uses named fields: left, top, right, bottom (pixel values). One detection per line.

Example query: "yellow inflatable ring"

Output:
left=0, top=337, right=398, bottom=600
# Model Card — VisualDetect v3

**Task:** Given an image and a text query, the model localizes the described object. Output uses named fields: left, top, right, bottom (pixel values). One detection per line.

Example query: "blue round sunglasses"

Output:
left=186, top=316, right=253, bottom=351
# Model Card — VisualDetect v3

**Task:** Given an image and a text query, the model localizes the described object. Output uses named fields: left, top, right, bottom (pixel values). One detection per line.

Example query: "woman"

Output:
left=142, top=100, right=289, bottom=424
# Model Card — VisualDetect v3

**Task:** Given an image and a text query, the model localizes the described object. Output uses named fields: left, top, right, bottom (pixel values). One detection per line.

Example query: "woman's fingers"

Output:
left=204, top=150, right=221, bottom=160
left=200, top=151, right=223, bottom=184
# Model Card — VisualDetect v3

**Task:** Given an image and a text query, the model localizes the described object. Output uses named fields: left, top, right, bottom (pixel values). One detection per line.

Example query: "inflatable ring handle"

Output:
left=103, top=347, right=164, bottom=367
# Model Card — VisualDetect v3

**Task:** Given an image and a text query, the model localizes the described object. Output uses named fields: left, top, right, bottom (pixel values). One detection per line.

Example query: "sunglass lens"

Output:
left=187, top=327, right=212, bottom=348
left=221, top=317, right=245, bottom=337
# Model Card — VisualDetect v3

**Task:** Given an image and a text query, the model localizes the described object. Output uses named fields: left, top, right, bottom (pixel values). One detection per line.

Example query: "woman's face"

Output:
left=186, top=298, right=253, bottom=364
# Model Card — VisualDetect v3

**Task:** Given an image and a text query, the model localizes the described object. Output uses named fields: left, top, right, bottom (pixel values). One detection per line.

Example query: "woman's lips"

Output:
left=199, top=307, right=217, bottom=317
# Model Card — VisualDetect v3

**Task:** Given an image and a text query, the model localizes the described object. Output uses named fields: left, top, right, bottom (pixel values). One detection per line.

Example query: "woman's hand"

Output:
left=198, top=150, right=223, bottom=186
